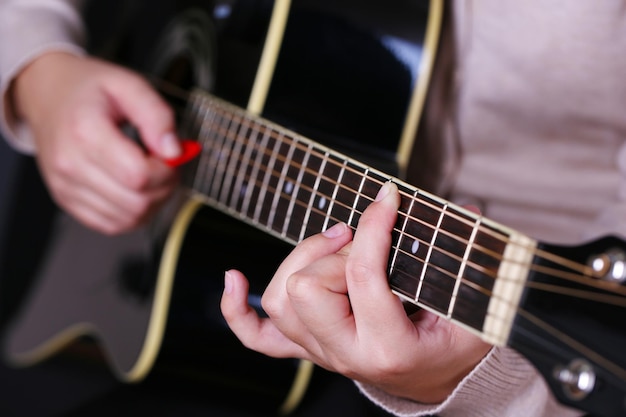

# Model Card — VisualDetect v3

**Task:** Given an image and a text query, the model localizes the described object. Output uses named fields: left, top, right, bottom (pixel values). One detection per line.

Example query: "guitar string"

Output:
left=216, top=104, right=621, bottom=294
left=522, top=281, right=625, bottom=306
left=516, top=308, right=626, bottom=381
left=190, top=95, right=511, bottom=246
left=187, top=93, right=626, bottom=305
left=188, top=94, right=555, bottom=262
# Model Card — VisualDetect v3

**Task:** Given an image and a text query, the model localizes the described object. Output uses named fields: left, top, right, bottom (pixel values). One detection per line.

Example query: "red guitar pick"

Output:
left=163, top=140, right=202, bottom=167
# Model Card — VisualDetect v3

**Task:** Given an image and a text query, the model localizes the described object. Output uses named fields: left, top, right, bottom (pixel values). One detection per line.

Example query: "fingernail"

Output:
left=224, top=271, right=233, bottom=295
left=375, top=182, right=391, bottom=202
left=161, top=132, right=181, bottom=158
left=322, top=222, right=346, bottom=238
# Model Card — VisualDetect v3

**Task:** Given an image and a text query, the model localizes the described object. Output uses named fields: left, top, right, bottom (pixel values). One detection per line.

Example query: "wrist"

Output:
left=11, top=51, right=80, bottom=125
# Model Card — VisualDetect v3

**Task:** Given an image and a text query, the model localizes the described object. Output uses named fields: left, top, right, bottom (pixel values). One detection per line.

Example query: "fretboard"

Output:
left=182, top=90, right=535, bottom=346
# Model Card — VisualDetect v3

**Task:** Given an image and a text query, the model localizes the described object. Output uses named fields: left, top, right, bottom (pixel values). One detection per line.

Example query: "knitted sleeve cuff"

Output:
left=0, top=0, right=86, bottom=153
left=355, top=347, right=583, bottom=417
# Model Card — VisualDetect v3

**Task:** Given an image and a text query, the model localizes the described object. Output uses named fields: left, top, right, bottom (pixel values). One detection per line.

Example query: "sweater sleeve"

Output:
left=355, top=347, right=585, bottom=417
left=0, top=0, right=86, bottom=154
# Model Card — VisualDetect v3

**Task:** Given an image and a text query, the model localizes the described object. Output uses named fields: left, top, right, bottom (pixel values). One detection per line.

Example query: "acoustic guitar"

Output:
left=2, top=1, right=625, bottom=416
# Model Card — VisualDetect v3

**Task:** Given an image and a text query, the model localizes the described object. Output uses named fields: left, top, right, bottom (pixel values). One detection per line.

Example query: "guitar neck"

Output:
left=183, top=89, right=537, bottom=346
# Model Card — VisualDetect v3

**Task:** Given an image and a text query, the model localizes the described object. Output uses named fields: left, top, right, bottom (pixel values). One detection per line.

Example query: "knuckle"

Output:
left=133, top=196, right=153, bottom=216
left=51, top=153, right=75, bottom=177
left=326, top=352, right=359, bottom=378
left=67, top=112, right=94, bottom=145
left=124, top=199, right=152, bottom=228
left=113, top=216, right=140, bottom=235
left=123, top=167, right=151, bottom=191
left=100, top=224, right=120, bottom=236
left=358, top=207, right=381, bottom=226
left=345, top=258, right=373, bottom=283
left=331, top=360, right=354, bottom=378
left=94, top=219, right=123, bottom=236
left=285, top=271, right=315, bottom=301
left=155, top=102, right=175, bottom=123
left=260, top=292, right=282, bottom=320
left=364, top=353, right=406, bottom=381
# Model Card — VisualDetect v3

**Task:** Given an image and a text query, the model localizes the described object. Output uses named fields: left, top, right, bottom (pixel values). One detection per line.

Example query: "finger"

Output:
left=45, top=146, right=176, bottom=234
left=346, top=182, right=413, bottom=339
left=103, top=67, right=180, bottom=159
left=86, top=109, right=178, bottom=192
left=272, top=222, right=353, bottom=282
left=53, top=181, right=144, bottom=235
left=260, top=223, right=353, bottom=352
left=221, top=270, right=309, bottom=359
left=285, top=251, right=356, bottom=360
left=262, top=222, right=352, bottom=318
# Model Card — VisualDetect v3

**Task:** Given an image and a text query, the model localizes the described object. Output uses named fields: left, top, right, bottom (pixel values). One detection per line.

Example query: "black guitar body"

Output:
left=97, top=0, right=431, bottom=411
left=2, top=0, right=435, bottom=415
left=87, top=0, right=426, bottom=165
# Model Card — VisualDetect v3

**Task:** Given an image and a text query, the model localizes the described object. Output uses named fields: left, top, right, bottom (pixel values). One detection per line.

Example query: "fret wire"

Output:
left=219, top=114, right=250, bottom=206
left=447, top=215, right=481, bottom=318
left=193, top=100, right=218, bottom=194
left=187, top=96, right=203, bottom=190
left=268, top=135, right=297, bottom=232
left=229, top=116, right=259, bottom=209
left=416, top=203, right=448, bottom=302
left=210, top=114, right=239, bottom=201
left=300, top=150, right=329, bottom=242
left=282, top=143, right=313, bottom=237
left=180, top=97, right=201, bottom=188
left=392, top=242, right=495, bottom=297
left=324, top=159, right=348, bottom=232
left=391, top=217, right=515, bottom=292
left=254, top=129, right=284, bottom=224
left=389, top=241, right=527, bottom=333
left=242, top=123, right=272, bottom=217
left=204, top=106, right=231, bottom=198
left=389, top=242, right=526, bottom=327
left=197, top=98, right=223, bottom=195
left=390, top=189, right=418, bottom=276
left=348, top=168, right=369, bottom=228
left=218, top=114, right=243, bottom=204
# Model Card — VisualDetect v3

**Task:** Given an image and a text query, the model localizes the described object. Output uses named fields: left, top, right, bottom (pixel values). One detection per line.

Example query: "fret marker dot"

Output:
left=318, top=197, right=327, bottom=210
left=411, top=239, right=420, bottom=254
left=284, top=181, right=294, bottom=195
left=240, top=183, right=248, bottom=197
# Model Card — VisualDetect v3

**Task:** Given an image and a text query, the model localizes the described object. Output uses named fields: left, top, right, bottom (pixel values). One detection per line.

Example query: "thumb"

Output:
left=105, top=68, right=181, bottom=159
